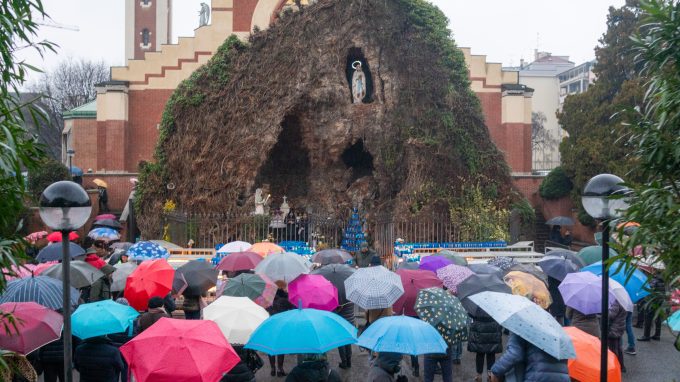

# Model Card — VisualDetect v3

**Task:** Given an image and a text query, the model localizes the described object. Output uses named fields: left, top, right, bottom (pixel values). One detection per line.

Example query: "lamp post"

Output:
left=39, top=181, right=92, bottom=382
left=67, top=149, right=75, bottom=175
left=581, top=174, right=630, bottom=382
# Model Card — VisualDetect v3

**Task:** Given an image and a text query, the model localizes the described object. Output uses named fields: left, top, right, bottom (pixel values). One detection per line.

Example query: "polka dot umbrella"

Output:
left=127, top=241, right=170, bottom=262
left=415, top=287, right=468, bottom=345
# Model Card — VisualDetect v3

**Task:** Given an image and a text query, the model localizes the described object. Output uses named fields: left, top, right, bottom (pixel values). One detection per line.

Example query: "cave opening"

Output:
left=346, top=47, right=374, bottom=103
left=254, top=115, right=311, bottom=200
left=341, top=139, right=374, bottom=185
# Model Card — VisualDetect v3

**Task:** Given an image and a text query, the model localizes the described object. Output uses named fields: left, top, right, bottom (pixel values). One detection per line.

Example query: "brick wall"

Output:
left=233, top=0, right=260, bottom=32
left=71, top=118, right=98, bottom=172
left=83, top=174, right=136, bottom=213
left=134, top=0, right=157, bottom=59
left=127, top=89, right=173, bottom=171
left=502, top=122, right=532, bottom=173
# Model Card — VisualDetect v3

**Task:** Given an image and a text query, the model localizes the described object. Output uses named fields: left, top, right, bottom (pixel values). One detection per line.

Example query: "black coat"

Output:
left=74, top=337, right=124, bottom=382
left=467, top=313, right=503, bottom=354
left=268, top=289, right=295, bottom=315
left=220, top=361, right=255, bottom=382
left=38, top=335, right=79, bottom=363
left=285, top=360, right=342, bottom=382
left=548, top=277, right=566, bottom=317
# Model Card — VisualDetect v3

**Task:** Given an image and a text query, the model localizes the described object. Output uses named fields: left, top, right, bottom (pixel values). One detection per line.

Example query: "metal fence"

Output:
left=369, top=213, right=460, bottom=258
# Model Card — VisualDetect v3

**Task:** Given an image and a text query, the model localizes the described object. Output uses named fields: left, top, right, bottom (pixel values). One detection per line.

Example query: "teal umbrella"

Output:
left=469, top=291, right=575, bottom=360
left=72, top=300, right=139, bottom=339
left=222, top=273, right=277, bottom=308
left=357, top=315, right=447, bottom=356
left=577, top=246, right=617, bottom=266
left=415, top=287, right=468, bottom=345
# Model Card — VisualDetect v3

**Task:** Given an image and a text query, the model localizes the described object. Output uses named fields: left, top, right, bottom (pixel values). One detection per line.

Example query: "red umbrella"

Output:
left=0, top=302, right=63, bottom=354
left=393, top=269, right=443, bottom=316
left=46, top=231, right=79, bottom=243
left=288, top=274, right=339, bottom=311
left=125, top=259, right=175, bottom=311
left=216, top=251, right=263, bottom=272
left=121, top=318, right=239, bottom=382
left=95, top=214, right=116, bottom=221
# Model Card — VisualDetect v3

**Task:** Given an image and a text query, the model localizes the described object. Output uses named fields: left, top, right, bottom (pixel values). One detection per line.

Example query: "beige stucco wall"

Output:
left=156, top=0, right=171, bottom=49
left=519, top=75, right=562, bottom=169
left=96, top=89, right=129, bottom=122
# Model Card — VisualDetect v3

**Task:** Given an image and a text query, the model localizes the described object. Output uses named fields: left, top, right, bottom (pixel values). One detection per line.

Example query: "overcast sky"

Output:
left=20, top=0, right=625, bottom=83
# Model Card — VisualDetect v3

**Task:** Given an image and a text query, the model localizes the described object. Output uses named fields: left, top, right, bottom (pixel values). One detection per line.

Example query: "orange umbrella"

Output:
left=248, top=242, right=284, bottom=257
left=503, top=271, right=552, bottom=309
left=564, top=326, right=621, bottom=382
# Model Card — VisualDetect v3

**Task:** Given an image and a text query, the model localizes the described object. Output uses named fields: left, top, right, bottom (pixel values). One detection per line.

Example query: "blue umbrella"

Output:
left=667, top=310, right=680, bottom=331
left=36, top=242, right=85, bottom=263
left=88, top=227, right=121, bottom=242
left=72, top=300, right=139, bottom=339
left=357, top=315, right=447, bottom=356
left=581, top=261, right=650, bottom=303
left=70, top=166, right=84, bottom=176
left=127, top=241, right=170, bottom=261
left=0, top=276, right=79, bottom=310
left=245, top=308, right=357, bottom=355
left=469, top=291, right=575, bottom=360
left=538, top=255, right=581, bottom=281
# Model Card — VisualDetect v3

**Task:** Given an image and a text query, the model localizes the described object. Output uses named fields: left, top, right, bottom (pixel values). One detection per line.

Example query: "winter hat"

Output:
left=148, top=296, right=164, bottom=309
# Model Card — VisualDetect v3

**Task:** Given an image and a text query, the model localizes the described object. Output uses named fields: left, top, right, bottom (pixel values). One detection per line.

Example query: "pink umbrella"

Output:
left=95, top=214, right=116, bottom=221
left=216, top=251, right=263, bottom=272
left=436, top=264, right=474, bottom=294
left=0, top=302, right=63, bottom=354
left=393, top=269, right=443, bottom=316
left=288, top=274, right=339, bottom=311
left=24, top=231, right=48, bottom=243
left=3, top=264, right=36, bottom=281
left=32, top=261, right=60, bottom=276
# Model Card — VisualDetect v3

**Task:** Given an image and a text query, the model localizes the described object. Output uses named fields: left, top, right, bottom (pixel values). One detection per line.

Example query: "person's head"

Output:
left=83, top=236, right=95, bottom=250
left=274, top=280, right=287, bottom=291
left=93, top=240, right=109, bottom=257
left=360, top=242, right=369, bottom=253
left=148, top=296, right=164, bottom=310
left=376, top=352, right=402, bottom=375
left=369, top=255, right=381, bottom=267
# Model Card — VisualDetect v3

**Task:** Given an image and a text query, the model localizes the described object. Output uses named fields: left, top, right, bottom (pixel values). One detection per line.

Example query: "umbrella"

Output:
left=254, top=252, right=309, bottom=283
left=610, top=279, right=634, bottom=312
left=127, top=241, right=170, bottom=261
left=436, top=250, right=468, bottom=266
left=457, top=273, right=511, bottom=316
left=222, top=273, right=277, bottom=308
left=46, top=231, right=79, bottom=243
left=415, top=287, right=468, bottom=345
left=31, top=261, right=59, bottom=276
left=392, top=269, right=442, bottom=316
left=509, top=263, right=548, bottom=284
left=245, top=307, right=357, bottom=355
left=397, top=261, right=420, bottom=270
left=310, top=264, right=355, bottom=305
left=0, top=302, right=63, bottom=354
left=468, top=263, right=503, bottom=278
left=111, top=242, right=134, bottom=251
left=121, top=318, right=239, bottom=382
left=174, top=260, right=218, bottom=296
left=24, top=231, right=48, bottom=243
left=546, top=216, right=575, bottom=226
left=0, top=276, right=79, bottom=310
left=88, top=227, right=121, bottom=242
left=436, top=264, right=474, bottom=294
left=504, top=271, right=552, bottom=309
left=563, top=326, right=621, bottom=382
left=248, top=242, right=284, bottom=257
left=95, top=214, right=116, bottom=221
left=538, top=255, right=581, bottom=281
left=312, top=249, right=353, bottom=266
left=124, top=259, right=175, bottom=311
left=344, top=266, right=404, bottom=309
left=92, top=219, right=122, bottom=231
left=37, top=242, right=85, bottom=263
left=288, top=274, right=338, bottom=311
left=111, top=262, right=138, bottom=292
left=3, top=264, right=36, bottom=281
left=204, top=296, right=269, bottom=345
left=487, top=256, right=515, bottom=271
left=41, top=260, right=105, bottom=289
left=215, top=251, right=262, bottom=272
left=72, top=300, right=139, bottom=339
left=469, top=291, right=576, bottom=360
left=357, top=315, right=447, bottom=355
left=547, top=249, right=587, bottom=268
left=419, top=256, right=453, bottom=273
left=581, top=261, right=650, bottom=303
left=217, top=241, right=252, bottom=254
left=667, top=310, right=680, bottom=331
left=559, top=272, right=616, bottom=314
left=70, top=165, right=84, bottom=176
left=577, top=246, right=618, bottom=266
left=93, top=178, right=108, bottom=188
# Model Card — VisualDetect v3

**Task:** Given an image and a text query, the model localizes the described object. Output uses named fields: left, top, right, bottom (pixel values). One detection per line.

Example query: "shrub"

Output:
left=539, top=167, right=573, bottom=200
left=27, top=159, right=70, bottom=201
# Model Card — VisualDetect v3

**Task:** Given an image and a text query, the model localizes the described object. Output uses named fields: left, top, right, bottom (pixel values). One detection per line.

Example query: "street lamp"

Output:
left=39, top=181, right=92, bottom=382
left=581, top=174, right=630, bottom=382
left=66, top=149, right=75, bottom=175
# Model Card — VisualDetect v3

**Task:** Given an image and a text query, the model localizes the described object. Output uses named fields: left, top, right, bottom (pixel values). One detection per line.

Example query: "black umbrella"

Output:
left=457, top=273, right=511, bottom=316
left=92, top=219, right=122, bottom=231
left=546, top=249, right=586, bottom=268
left=174, top=260, right=218, bottom=296
left=312, top=249, right=353, bottom=266
left=537, top=255, right=580, bottom=281
left=468, top=263, right=503, bottom=278
left=545, top=216, right=575, bottom=226
left=310, top=264, right=355, bottom=305
left=36, top=242, right=86, bottom=263
left=0, top=276, right=80, bottom=310
left=508, top=263, right=548, bottom=284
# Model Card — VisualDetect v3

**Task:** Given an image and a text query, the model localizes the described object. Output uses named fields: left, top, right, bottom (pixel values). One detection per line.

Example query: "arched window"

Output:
left=142, top=28, right=150, bottom=45
left=143, top=0, right=150, bottom=5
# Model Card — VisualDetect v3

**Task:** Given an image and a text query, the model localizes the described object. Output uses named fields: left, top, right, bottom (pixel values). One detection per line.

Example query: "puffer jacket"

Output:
left=468, top=313, right=503, bottom=354
left=566, top=307, right=600, bottom=338
left=608, top=301, right=627, bottom=339
left=491, top=333, right=570, bottom=382
left=220, top=361, right=255, bottom=382
left=74, top=337, right=124, bottom=382
left=285, top=360, right=342, bottom=382
left=39, top=335, right=77, bottom=363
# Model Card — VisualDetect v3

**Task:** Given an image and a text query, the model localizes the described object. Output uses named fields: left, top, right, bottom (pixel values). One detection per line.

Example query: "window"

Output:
left=143, top=0, right=150, bottom=4
left=142, top=28, right=150, bottom=45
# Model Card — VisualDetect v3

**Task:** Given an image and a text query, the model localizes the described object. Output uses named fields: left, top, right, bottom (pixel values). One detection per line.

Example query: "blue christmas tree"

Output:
left=342, top=207, right=366, bottom=252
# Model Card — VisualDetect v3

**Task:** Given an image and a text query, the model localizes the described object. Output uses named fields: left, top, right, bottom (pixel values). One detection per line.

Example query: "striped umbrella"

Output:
left=127, top=241, right=170, bottom=262
left=222, top=273, right=277, bottom=308
left=0, top=276, right=79, bottom=310
left=436, top=264, right=474, bottom=294
left=344, top=266, right=404, bottom=309
left=87, top=227, right=120, bottom=242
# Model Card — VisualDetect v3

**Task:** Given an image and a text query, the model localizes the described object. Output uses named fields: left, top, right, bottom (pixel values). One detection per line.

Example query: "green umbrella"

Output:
left=435, top=250, right=468, bottom=266
left=414, top=287, right=468, bottom=345
left=577, top=246, right=617, bottom=266
left=222, top=273, right=277, bottom=308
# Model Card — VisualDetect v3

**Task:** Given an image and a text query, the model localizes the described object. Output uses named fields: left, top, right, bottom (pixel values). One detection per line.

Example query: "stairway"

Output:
left=534, top=211, right=550, bottom=253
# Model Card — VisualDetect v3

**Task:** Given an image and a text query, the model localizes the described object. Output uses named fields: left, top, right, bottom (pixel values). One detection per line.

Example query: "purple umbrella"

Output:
left=436, top=264, right=474, bottom=294
left=558, top=272, right=615, bottom=315
left=419, top=256, right=453, bottom=273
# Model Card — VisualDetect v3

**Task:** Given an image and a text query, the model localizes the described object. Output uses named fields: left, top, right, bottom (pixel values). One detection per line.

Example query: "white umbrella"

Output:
left=204, top=296, right=269, bottom=345
left=217, top=241, right=252, bottom=254
left=254, top=252, right=310, bottom=283
left=610, top=279, right=634, bottom=312
left=111, top=262, right=138, bottom=292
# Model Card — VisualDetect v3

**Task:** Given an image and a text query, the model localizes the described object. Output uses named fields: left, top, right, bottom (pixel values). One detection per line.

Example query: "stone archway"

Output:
left=251, top=0, right=286, bottom=31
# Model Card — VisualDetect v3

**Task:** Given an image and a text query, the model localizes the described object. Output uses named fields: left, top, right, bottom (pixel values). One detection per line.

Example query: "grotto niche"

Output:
left=136, top=0, right=513, bottom=236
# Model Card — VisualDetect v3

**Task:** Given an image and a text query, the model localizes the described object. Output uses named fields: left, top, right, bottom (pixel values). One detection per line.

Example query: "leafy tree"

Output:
left=532, top=111, right=558, bottom=153
left=27, top=159, right=70, bottom=201
left=558, top=0, right=645, bottom=223
left=539, top=166, right=573, bottom=200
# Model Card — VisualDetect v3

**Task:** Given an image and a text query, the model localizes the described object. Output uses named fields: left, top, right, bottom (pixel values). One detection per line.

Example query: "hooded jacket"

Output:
left=74, top=336, right=124, bottom=382
left=368, top=352, right=402, bottom=382
left=491, top=333, right=570, bottom=382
